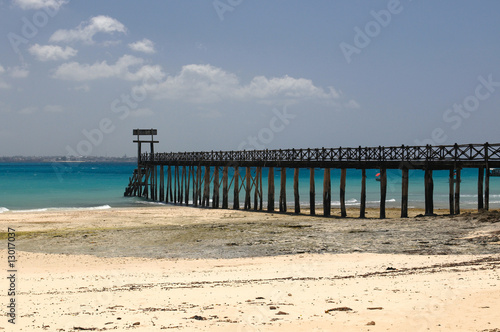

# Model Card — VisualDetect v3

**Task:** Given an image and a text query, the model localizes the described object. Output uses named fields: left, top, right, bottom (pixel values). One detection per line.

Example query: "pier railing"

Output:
left=143, top=143, right=500, bottom=165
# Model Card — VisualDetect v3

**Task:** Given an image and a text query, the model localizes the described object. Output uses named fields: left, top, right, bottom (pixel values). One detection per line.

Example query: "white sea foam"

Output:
left=11, top=205, right=112, bottom=213
left=0, top=207, right=9, bottom=213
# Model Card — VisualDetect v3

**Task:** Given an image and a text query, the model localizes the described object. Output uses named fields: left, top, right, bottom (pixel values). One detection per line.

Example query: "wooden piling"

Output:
left=360, top=169, right=366, bottom=218
left=449, top=169, right=455, bottom=215
left=233, top=167, right=240, bottom=209
left=159, top=166, right=164, bottom=202
left=222, top=166, right=229, bottom=209
left=310, top=168, right=315, bottom=216
left=454, top=168, right=461, bottom=215
left=268, top=167, right=275, bottom=212
left=167, top=166, right=172, bottom=203
left=340, top=168, right=347, bottom=217
left=478, top=166, right=484, bottom=210
left=424, top=169, right=434, bottom=216
left=197, top=166, right=202, bottom=206
left=323, top=168, right=331, bottom=217
left=380, top=168, right=387, bottom=219
left=173, top=166, right=177, bottom=203
left=203, top=166, right=210, bottom=207
left=294, top=168, right=300, bottom=214
left=485, top=166, right=490, bottom=211
left=401, top=168, right=409, bottom=218
left=185, top=166, right=190, bottom=205
left=244, top=167, right=251, bottom=210
left=280, top=167, right=287, bottom=212
left=254, top=167, right=262, bottom=210
left=213, top=167, right=220, bottom=208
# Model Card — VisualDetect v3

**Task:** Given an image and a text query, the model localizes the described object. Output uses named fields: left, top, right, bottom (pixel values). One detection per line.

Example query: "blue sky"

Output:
left=1, top=0, right=500, bottom=157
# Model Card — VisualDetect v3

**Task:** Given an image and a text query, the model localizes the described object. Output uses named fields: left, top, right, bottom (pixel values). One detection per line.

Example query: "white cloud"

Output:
left=29, top=44, right=77, bottom=61
left=43, top=104, right=63, bottom=113
left=8, top=66, right=29, bottom=78
left=53, top=54, right=165, bottom=82
left=344, top=99, right=360, bottom=109
left=19, top=106, right=38, bottom=114
left=49, top=15, right=126, bottom=44
left=139, top=64, right=341, bottom=104
left=129, top=38, right=155, bottom=54
left=0, top=65, right=9, bottom=89
left=13, top=0, right=67, bottom=10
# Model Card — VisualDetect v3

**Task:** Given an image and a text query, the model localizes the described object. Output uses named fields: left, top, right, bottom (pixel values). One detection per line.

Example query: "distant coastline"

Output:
left=0, top=156, right=137, bottom=163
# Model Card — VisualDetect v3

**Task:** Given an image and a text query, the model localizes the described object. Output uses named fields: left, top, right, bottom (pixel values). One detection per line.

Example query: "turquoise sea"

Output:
left=1, top=162, right=500, bottom=213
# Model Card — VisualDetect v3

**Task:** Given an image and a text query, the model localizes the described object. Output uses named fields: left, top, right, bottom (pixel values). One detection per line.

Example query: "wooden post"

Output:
left=167, top=166, right=172, bottom=202
left=244, top=167, right=251, bottom=210
left=478, top=166, right=484, bottom=210
left=268, top=167, right=275, bottom=212
left=185, top=166, right=190, bottom=205
left=323, top=168, right=331, bottom=217
left=197, top=166, right=202, bottom=206
left=222, top=166, right=229, bottom=209
left=380, top=168, right=387, bottom=219
left=192, top=166, right=197, bottom=206
left=180, top=166, right=185, bottom=205
left=174, top=166, right=178, bottom=203
left=259, top=167, right=263, bottom=210
left=213, top=166, right=220, bottom=208
left=401, top=168, right=409, bottom=218
left=159, top=166, right=164, bottom=202
left=454, top=168, right=461, bottom=215
left=310, top=168, right=315, bottom=216
left=203, top=166, right=210, bottom=207
left=254, top=167, right=261, bottom=210
left=360, top=169, right=366, bottom=218
left=294, top=168, right=300, bottom=214
left=233, top=166, right=240, bottom=209
left=150, top=166, right=155, bottom=200
left=340, top=168, right=347, bottom=217
left=485, top=166, right=490, bottom=211
left=279, top=167, right=287, bottom=212
left=449, top=169, right=455, bottom=215
left=424, top=169, right=434, bottom=216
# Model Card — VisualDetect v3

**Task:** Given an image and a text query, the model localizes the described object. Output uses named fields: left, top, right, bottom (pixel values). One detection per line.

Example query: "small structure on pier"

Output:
left=123, top=129, right=158, bottom=197
left=125, top=129, right=500, bottom=218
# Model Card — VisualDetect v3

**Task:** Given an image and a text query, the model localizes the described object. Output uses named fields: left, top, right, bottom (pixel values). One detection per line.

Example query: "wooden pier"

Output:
left=124, top=129, right=500, bottom=218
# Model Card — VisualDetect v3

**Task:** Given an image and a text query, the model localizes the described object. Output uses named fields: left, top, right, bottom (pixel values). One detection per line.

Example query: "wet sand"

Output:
left=1, top=206, right=500, bottom=331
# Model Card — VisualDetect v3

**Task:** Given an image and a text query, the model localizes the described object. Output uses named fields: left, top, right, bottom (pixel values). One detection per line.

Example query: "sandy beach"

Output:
left=1, top=206, right=500, bottom=331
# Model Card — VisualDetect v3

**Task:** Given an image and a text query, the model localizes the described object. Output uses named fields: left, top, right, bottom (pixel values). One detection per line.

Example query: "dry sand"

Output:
left=1, top=206, right=500, bottom=331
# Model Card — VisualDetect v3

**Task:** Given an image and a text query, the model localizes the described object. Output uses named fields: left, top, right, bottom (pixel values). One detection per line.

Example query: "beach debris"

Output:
left=386, top=267, right=397, bottom=271
left=255, top=296, right=265, bottom=299
left=190, top=315, right=207, bottom=321
left=73, top=327, right=97, bottom=331
left=269, top=306, right=277, bottom=310
left=276, top=311, right=289, bottom=315
left=132, top=322, right=140, bottom=326
left=367, top=307, right=383, bottom=310
left=366, top=321, right=376, bottom=326
left=325, top=307, right=353, bottom=313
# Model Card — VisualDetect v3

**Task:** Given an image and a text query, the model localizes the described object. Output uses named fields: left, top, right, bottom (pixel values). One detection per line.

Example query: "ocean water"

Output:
left=1, top=163, right=499, bottom=212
